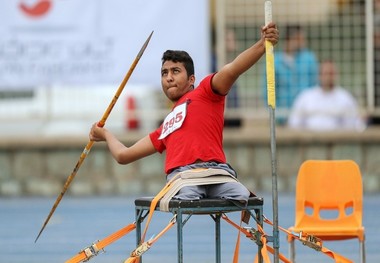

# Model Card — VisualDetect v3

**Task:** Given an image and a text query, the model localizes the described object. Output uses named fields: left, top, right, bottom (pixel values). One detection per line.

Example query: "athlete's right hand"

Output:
left=89, top=122, right=106, bottom=142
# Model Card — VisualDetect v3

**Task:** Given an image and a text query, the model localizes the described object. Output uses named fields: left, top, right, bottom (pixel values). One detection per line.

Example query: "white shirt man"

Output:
left=288, top=60, right=366, bottom=131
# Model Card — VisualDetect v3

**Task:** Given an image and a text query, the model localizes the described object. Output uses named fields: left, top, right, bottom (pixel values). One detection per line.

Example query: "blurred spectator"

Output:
left=224, top=29, right=239, bottom=108
left=288, top=60, right=366, bottom=131
left=263, top=24, right=319, bottom=124
left=211, top=28, right=241, bottom=127
left=212, top=28, right=240, bottom=109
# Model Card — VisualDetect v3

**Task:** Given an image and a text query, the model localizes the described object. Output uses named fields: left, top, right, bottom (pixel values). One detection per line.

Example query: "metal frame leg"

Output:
left=215, top=214, right=221, bottom=263
left=360, top=240, right=366, bottom=263
left=135, top=207, right=143, bottom=263
left=177, top=211, right=183, bottom=263
left=134, top=198, right=264, bottom=263
left=289, top=239, right=295, bottom=263
left=255, top=207, right=264, bottom=263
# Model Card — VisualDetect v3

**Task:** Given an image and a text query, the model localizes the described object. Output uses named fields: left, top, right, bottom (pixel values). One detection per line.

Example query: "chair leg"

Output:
left=215, top=214, right=221, bottom=263
left=255, top=207, right=264, bottom=263
left=135, top=208, right=143, bottom=263
left=177, top=211, right=183, bottom=263
left=289, top=239, right=295, bottom=263
left=360, top=240, right=366, bottom=263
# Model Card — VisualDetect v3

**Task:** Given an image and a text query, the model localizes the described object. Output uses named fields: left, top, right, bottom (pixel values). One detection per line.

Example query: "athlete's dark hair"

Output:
left=162, top=50, right=194, bottom=77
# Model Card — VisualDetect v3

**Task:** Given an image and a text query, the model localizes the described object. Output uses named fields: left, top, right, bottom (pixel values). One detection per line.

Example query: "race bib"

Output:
left=159, top=102, right=187, bottom=140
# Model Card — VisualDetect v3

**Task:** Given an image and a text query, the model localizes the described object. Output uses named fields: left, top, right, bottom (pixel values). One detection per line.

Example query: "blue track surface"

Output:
left=1, top=192, right=379, bottom=263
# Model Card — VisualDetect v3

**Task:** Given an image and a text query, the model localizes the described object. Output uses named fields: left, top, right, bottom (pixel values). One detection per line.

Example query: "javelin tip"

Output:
left=35, top=231, right=42, bottom=243
left=35, top=221, right=48, bottom=243
left=137, top=30, right=154, bottom=59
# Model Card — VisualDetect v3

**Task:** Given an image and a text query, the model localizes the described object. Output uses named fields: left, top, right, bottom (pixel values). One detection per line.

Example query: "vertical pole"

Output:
left=270, top=108, right=279, bottom=262
left=365, top=0, right=375, bottom=111
left=265, top=1, right=279, bottom=262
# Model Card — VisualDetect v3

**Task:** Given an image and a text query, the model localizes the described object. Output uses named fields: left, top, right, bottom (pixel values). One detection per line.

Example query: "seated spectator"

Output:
left=288, top=60, right=366, bottom=131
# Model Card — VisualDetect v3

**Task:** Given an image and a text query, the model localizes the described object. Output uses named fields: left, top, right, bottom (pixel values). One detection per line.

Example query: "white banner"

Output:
left=0, top=0, right=210, bottom=88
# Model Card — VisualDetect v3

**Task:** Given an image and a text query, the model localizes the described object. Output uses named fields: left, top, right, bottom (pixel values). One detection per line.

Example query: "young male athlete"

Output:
left=89, top=22, right=279, bottom=203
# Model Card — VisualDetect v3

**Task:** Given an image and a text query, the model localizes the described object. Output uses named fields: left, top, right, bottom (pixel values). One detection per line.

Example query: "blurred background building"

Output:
left=1, top=0, right=380, bottom=196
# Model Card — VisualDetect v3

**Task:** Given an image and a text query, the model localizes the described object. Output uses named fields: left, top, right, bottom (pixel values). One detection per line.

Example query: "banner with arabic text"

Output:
left=0, top=0, right=210, bottom=88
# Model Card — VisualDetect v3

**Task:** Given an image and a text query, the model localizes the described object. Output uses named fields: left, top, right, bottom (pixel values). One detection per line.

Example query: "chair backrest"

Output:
left=294, top=160, right=363, bottom=230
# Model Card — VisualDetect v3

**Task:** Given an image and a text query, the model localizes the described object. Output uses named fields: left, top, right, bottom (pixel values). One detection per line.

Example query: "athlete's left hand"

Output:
left=262, top=22, right=279, bottom=46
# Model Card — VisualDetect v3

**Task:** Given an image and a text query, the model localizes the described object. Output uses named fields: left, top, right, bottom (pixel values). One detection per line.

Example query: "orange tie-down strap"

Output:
left=123, top=215, right=176, bottom=263
left=65, top=222, right=136, bottom=263
left=65, top=207, right=176, bottom=263
left=65, top=172, right=177, bottom=263
left=222, top=213, right=353, bottom=263
left=222, top=213, right=290, bottom=263
left=122, top=172, right=184, bottom=263
left=263, top=216, right=353, bottom=263
left=65, top=168, right=208, bottom=263
left=65, top=175, right=178, bottom=263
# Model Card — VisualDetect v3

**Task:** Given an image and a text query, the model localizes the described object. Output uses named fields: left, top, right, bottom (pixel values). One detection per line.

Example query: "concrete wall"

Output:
left=1, top=127, right=380, bottom=197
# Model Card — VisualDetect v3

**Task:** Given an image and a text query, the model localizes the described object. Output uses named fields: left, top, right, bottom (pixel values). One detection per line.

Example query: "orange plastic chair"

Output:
left=288, top=160, right=365, bottom=263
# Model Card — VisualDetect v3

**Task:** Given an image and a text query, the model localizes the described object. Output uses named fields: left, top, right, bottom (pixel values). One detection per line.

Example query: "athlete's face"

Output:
left=161, top=60, right=195, bottom=103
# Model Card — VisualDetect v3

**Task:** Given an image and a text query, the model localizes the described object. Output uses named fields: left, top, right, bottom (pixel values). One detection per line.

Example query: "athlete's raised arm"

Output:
left=211, top=22, right=278, bottom=96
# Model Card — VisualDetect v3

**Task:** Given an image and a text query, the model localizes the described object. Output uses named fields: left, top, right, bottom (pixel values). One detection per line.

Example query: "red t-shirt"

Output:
left=149, top=74, right=226, bottom=174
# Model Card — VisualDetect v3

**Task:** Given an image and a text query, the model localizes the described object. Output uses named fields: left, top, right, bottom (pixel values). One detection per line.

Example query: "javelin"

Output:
left=265, top=1, right=279, bottom=263
left=35, top=31, right=154, bottom=243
